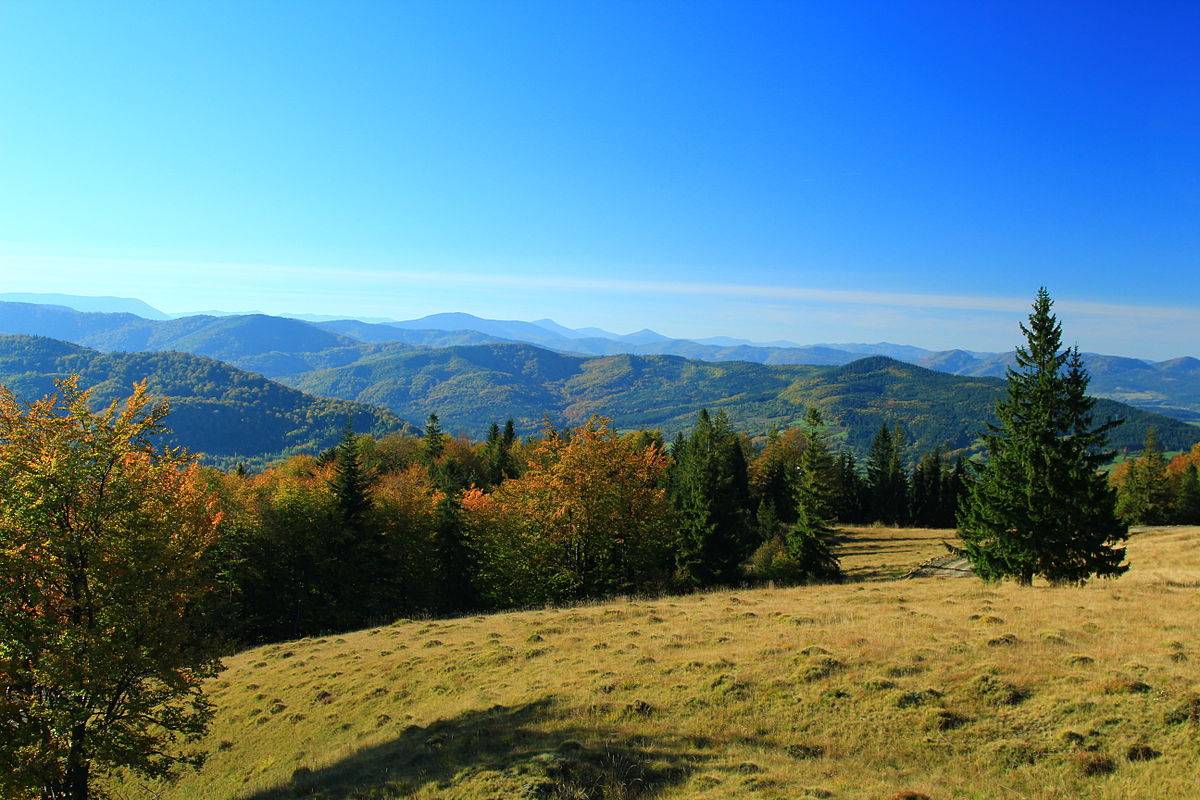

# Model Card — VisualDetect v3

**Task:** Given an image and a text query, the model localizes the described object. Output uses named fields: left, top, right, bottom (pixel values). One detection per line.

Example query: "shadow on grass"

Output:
left=241, top=696, right=719, bottom=799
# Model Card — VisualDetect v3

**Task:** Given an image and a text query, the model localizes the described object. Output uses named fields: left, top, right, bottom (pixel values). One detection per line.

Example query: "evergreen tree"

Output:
left=670, top=409, right=753, bottom=588
left=958, top=288, right=1128, bottom=585
left=910, top=449, right=945, bottom=527
left=866, top=424, right=908, bottom=524
left=831, top=450, right=866, bottom=522
left=422, top=413, right=447, bottom=487
left=1176, top=464, right=1200, bottom=524
left=327, top=423, right=388, bottom=624
left=482, top=421, right=504, bottom=487
left=786, top=408, right=842, bottom=581
left=755, top=497, right=782, bottom=541
left=753, top=428, right=798, bottom=523
left=331, top=423, right=372, bottom=532
left=433, top=495, right=478, bottom=613
left=1116, top=428, right=1173, bottom=525
left=939, top=457, right=967, bottom=528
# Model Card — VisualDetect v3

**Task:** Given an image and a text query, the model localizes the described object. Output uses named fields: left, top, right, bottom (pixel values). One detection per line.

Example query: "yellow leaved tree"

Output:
left=0, top=377, right=223, bottom=800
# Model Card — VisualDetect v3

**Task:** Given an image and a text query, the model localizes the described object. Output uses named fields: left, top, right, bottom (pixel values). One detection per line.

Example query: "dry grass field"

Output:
left=116, top=527, right=1200, bottom=800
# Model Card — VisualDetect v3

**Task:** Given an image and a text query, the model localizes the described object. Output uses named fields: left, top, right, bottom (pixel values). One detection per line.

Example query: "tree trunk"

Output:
left=64, top=724, right=89, bottom=800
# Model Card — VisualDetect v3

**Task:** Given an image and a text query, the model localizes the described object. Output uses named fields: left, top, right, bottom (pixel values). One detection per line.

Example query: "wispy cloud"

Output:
left=2, top=244, right=1196, bottom=325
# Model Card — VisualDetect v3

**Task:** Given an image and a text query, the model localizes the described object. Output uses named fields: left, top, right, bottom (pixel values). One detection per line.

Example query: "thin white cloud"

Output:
left=1, top=244, right=1197, bottom=328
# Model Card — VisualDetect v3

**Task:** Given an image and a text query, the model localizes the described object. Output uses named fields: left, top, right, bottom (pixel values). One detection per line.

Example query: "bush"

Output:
left=744, top=535, right=808, bottom=585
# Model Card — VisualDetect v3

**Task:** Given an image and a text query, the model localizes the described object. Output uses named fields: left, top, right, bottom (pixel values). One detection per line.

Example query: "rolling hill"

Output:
left=0, top=335, right=405, bottom=466
left=286, top=343, right=1200, bottom=456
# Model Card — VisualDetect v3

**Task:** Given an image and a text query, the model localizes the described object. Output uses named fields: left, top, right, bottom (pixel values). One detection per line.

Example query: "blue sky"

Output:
left=0, top=1, right=1197, bottom=357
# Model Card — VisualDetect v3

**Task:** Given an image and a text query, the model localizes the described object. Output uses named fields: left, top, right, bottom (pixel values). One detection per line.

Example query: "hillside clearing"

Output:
left=119, top=527, right=1200, bottom=800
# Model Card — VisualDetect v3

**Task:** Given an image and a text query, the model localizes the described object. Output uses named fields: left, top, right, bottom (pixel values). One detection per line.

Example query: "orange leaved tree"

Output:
left=464, top=417, right=676, bottom=605
left=0, top=378, right=223, bottom=800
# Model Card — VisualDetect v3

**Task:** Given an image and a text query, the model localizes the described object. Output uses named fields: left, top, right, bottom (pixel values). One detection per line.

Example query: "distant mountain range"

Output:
left=0, top=295, right=1195, bottom=462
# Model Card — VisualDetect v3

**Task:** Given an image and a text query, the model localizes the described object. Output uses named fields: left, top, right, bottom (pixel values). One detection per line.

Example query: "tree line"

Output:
left=1111, top=434, right=1200, bottom=526
left=205, top=401, right=970, bottom=644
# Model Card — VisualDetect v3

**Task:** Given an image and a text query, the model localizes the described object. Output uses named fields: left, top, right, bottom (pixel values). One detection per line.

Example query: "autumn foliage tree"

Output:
left=463, top=417, right=676, bottom=606
left=0, top=378, right=223, bottom=800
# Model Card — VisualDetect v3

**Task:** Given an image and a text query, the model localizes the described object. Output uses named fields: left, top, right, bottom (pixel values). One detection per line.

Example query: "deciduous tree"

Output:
left=0, top=378, right=223, bottom=800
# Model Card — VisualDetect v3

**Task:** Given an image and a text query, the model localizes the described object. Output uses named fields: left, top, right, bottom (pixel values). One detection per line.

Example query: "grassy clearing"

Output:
left=835, top=526, right=959, bottom=580
left=118, top=527, right=1200, bottom=800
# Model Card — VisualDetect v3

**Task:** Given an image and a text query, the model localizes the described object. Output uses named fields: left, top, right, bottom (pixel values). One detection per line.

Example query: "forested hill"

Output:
left=0, top=335, right=405, bottom=466
left=2, top=300, right=1198, bottom=423
left=286, top=343, right=1200, bottom=457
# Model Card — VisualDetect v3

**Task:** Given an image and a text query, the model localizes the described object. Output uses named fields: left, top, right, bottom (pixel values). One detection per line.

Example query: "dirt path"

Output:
left=902, top=553, right=974, bottom=578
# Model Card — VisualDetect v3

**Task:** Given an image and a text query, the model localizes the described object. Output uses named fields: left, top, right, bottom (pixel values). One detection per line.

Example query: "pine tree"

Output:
left=786, top=408, right=842, bottom=581
left=434, top=496, right=478, bottom=613
left=422, top=413, right=447, bottom=487
left=958, top=288, right=1128, bottom=585
left=866, top=424, right=908, bottom=524
left=939, top=457, right=967, bottom=528
left=331, top=423, right=372, bottom=532
left=1177, top=464, right=1200, bottom=524
left=831, top=450, right=866, bottom=523
left=327, top=423, right=387, bottom=624
left=1116, top=428, right=1173, bottom=525
left=670, top=409, right=753, bottom=588
left=910, top=449, right=945, bottom=527
left=483, top=422, right=504, bottom=487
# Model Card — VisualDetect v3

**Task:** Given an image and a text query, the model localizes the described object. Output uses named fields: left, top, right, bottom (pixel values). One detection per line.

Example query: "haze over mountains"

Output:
left=0, top=294, right=1197, bottom=465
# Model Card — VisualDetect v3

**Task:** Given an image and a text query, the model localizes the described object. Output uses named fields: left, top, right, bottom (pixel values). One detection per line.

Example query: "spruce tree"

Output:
left=831, top=450, right=865, bottom=523
left=331, top=423, right=372, bottom=532
left=786, top=408, right=842, bottom=581
left=499, top=418, right=518, bottom=479
left=1116, top=428, right=1172, bottom=525
left=483, top=422, right=504, bottom=487
left=1177, top=464, right=1200, bottom=524
left=939, top=458, right=967, bottom=528
left=866, top=424, right=908, bottom=524
left=755, top=428, right=797, bottom=523
left=327, top=423, right=388, bottom=625
left=910, top=449, right=945, bottom=527
left=958, top=288, right=1128, bottom=585
left=434, top=496, right=478, bottom=613
left=670, top=409, right=753, bottom=588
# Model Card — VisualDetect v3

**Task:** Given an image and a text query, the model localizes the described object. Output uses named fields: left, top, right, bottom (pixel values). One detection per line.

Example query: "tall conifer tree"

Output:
left=866, top=424, right=908, bottom=524
left=958, top=288, right=1127, bottom=585
left=670, top=409, right=752, bottom=587
left=787, top=408, right=842, bottom=581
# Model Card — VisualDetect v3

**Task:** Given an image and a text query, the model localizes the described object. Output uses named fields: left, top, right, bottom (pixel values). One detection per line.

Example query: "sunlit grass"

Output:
left=117, top=527, right=1200, bottom=800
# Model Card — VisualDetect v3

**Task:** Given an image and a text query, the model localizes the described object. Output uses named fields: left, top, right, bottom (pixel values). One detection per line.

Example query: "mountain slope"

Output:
left=286, top=344, right=1200, bottom=456
left=0, top=335, right=404, bottom=465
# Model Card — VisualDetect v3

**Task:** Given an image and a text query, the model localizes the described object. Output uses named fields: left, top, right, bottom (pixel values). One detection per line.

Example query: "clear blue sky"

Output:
left=0, top=1, right=1197, bottom=357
